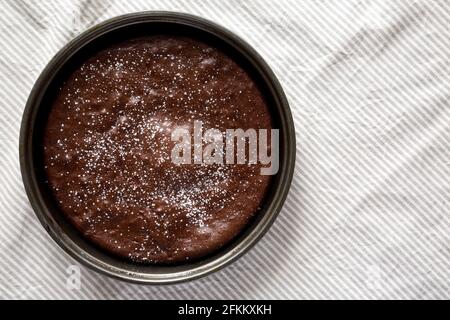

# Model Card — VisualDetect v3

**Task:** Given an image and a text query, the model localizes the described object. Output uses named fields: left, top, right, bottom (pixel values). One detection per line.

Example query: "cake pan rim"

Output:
left=19, top=11, right=296, bottom=284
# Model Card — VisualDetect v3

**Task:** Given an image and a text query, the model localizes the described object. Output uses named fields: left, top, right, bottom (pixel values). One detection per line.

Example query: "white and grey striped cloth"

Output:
left=0, top=0, right=449, bottom=299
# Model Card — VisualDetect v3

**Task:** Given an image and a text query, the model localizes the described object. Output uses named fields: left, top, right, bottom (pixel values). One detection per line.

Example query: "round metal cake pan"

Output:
left=19, top=11, right=296, bottom=284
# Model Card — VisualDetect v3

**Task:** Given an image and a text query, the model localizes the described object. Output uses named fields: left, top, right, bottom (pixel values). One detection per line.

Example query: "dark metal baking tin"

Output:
left=19, top=12, right=296, bottom=284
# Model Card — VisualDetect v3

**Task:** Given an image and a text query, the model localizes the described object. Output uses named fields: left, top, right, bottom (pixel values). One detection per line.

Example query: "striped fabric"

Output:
left=0, top=0, right=449, bottom=299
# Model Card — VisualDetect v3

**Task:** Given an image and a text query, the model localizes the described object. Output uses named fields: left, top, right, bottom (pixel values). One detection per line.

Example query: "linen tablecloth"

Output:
left=0, top=0, right=448, bottom=299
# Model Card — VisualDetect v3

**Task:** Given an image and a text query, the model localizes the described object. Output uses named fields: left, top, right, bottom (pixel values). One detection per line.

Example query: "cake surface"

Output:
left=43, top=35, right=272, bottom=263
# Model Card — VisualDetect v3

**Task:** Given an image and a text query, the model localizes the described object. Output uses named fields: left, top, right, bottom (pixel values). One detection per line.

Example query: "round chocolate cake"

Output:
left=43, top=35, right=273, bottom=263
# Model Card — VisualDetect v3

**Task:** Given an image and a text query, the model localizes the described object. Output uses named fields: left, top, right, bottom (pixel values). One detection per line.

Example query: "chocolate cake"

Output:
left=43, top=35, right=273, bottom=263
